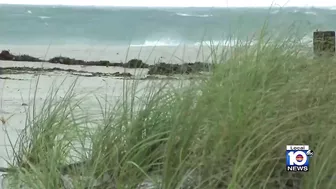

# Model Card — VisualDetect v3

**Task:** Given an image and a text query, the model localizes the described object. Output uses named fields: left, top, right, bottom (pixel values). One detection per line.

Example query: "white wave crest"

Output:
left=328, top=7, right=336, bottom=10
left=304, top=11, right=317, bottom=15
left=175, top=13, right=212, bottom=18
left=130, top=39, right=181, bottom=47
left=130, top=39, right=254, bottom=47
left=27, top=10, right=32, bottom=14
left=39, top=16, right=51, bottom=19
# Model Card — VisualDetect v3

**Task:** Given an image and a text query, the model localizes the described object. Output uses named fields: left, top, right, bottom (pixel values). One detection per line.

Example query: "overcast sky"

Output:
left=0, top=0, right=334, bottom=7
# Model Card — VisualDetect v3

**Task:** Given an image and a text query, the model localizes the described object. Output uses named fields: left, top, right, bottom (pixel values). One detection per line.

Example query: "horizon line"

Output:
left=0, top=3, right=335, bottom=8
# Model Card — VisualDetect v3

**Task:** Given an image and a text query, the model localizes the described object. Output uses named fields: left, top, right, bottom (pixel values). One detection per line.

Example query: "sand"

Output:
left=0, top=44, right=210, bottom=187
left=0, top=59, right=149, bottom=78
left=0, top=56, right=192, bottom=187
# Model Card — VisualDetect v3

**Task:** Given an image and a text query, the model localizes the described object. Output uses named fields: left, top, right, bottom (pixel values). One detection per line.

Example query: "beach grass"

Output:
left=1, top=34, right=336, bottom=189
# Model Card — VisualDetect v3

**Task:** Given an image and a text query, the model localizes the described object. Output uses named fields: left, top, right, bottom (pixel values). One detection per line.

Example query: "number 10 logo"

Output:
left=287, top=151, right=308, bottom=166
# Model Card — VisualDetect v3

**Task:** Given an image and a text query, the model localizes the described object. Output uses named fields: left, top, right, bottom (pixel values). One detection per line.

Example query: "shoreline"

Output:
left=0, top=49, right=213, bottom=76
left=0, top=66, right=207, bottom=80
left=0, top=44, right=217, bottom=62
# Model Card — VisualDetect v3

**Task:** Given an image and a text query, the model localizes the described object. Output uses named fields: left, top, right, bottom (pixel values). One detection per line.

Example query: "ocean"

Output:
left=1, top=4, right=336, bottom=47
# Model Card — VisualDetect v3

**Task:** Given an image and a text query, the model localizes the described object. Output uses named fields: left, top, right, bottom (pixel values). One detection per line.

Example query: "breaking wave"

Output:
left=38, top=16, right=51, bottom=19
left=175, top=13, right=213, bottom=17
left=130, top=39, right=253, bottom=47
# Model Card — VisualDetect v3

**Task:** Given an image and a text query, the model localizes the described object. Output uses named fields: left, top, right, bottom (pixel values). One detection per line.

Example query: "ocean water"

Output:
left=1, top=4, right=336, bottom=47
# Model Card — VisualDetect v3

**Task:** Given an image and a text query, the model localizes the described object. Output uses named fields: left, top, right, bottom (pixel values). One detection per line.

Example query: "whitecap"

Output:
left=176, top=13, right=190, bottom=17
left=175, top=13, right=213, bottom=18
left=304, top=11, right=317, bottom=15
left=130, top=39, right=181, bottom=47
left=39, top=16, right=51, bottom=19
left=27, top=10, right=32, bottom=14
left=130, top=38, right=256, bottom=47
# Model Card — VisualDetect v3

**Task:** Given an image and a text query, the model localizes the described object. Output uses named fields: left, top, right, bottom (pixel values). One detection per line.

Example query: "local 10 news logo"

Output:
left=286, top=145, right=313, bottom=172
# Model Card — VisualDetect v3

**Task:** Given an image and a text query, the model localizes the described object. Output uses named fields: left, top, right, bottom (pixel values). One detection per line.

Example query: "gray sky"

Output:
left=0, top=0, right=334, bottom=7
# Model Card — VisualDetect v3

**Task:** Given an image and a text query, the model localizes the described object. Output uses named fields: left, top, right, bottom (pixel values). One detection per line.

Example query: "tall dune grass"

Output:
left=1, top=35, right=336, bottom=189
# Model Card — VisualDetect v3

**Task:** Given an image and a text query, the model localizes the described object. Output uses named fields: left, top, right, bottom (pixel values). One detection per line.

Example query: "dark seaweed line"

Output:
left=0, top=50, right=213, bottom=75
left=0, top=66, right=133, bottom=78
left=0, top=67, right=206, bottom=80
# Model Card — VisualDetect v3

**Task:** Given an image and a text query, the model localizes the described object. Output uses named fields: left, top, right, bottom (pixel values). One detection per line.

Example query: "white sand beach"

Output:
left=0, top=74, right=121, bottom=166
left=0, top=43, right=217, bottom=187
left=0, top=55, right=192, bottom=186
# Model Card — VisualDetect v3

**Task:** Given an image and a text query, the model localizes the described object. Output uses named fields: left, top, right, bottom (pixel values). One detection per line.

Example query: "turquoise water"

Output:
left=0, top=4, right=336, bottom=46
